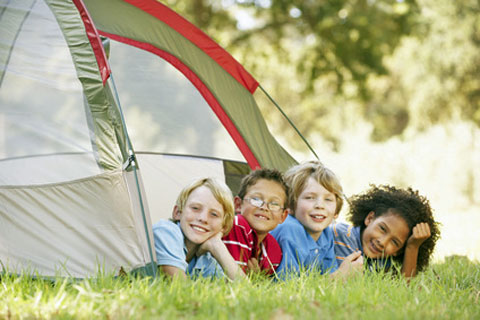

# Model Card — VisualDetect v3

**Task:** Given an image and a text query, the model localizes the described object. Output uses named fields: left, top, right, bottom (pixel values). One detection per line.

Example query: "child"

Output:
left=222, top=168, right=289, bottom=275
left=271, top=161, right=363, bottom=277
left=153, top=178, right=244, bottom=280
left=333, top=184, right=440, bottom=277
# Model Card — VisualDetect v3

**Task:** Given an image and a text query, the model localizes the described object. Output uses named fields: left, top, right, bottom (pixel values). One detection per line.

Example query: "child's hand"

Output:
left=247, top=257, right=260, bottom=273
left=197, top=232, right=223, bottom=256
left=406, top=222, right=431, bottom=249
left=335, top=251, right=364, bottom=277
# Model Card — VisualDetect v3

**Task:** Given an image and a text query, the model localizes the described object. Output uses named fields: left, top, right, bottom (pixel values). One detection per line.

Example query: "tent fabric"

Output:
left=0, top=0, right=156, bottom=278
left=83, top=0, right=298, bottom=172
left=124, top=0, right=259, bottom=94
left=48, top=0, right=125, bottom=170
left=0, top=170, right=151, bottom=277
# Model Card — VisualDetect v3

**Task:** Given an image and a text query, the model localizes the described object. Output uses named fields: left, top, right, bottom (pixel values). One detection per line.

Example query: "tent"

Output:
left=0, top=0, right=314, bottom=278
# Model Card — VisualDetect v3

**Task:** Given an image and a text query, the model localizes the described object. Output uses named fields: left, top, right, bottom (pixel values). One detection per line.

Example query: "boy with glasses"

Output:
left=222, top=168, right=289, bottom=275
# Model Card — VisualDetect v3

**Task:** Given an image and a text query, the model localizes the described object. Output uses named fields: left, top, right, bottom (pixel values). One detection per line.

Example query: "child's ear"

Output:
left=364, top=211, right=375, bottom=226
left=234, top=196, right=243, bottom=214
left=172, top=205, right=181, bottom=220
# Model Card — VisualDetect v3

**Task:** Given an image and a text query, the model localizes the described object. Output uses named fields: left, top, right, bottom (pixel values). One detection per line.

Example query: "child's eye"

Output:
left=380, top=225, right=386, bottom=232
left=210, top=211, right=221, bottom=218
left=392, top=239, right=400, bottom=247
left=325, top=197, right=334, bottom=202
left=304, top=195, right=315, bottom=200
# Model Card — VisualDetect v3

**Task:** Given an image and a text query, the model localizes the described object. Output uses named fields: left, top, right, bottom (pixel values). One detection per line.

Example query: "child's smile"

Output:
left=174, top=186, right=225, bottom=251
left=361, top=211, right=410, bottom=259
left=238, top=179, right=287, bottom=240
left=294, top=177, right=337, bottom=241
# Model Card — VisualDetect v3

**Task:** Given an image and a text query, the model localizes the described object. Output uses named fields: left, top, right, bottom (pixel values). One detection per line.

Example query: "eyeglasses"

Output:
left=243, top=197, right=284, bottom=212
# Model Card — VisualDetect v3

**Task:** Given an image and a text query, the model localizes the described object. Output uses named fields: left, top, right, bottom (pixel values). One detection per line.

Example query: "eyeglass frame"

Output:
left=243, top=197, right=284, bottom=212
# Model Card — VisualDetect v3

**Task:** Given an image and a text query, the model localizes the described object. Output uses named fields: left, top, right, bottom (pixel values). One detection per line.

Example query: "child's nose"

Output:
left=198, top=210, right=208, bottom=223
left=314, top=199, right=324, bottom=208
left=377, top=236, right=387, bottom=248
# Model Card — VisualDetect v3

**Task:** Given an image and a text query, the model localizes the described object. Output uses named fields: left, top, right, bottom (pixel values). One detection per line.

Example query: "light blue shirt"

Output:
left=270, top=215, right=338, bottom=277
left=152, top=220, right=224, bottom=278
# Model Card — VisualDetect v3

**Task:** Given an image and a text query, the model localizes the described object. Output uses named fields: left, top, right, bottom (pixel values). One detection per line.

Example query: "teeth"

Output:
left=255, top=215, right=268, bottom=220
left=192, top=226, right=207, bottom=232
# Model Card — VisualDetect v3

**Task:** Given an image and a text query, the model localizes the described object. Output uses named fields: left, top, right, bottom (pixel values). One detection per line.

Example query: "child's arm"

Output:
left=401, top=222, right=431, bottom=278
left=153, top=221, right=190, bottom=279
left=160, top=265, right=187, bottom=279
left=199, top=232, right=246, bottom=280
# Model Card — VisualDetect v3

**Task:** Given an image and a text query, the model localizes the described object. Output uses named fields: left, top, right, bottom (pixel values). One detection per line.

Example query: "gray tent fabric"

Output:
left=0, top=0, right=156, bottom=278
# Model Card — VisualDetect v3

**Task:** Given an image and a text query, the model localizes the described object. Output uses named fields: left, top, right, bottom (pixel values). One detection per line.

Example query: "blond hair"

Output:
left=285, top=161, right=344, bottom=215
left=173, top=178, right=235, bottom=234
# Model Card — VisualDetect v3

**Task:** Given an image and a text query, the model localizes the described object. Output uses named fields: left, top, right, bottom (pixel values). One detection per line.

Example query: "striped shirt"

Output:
left=332, top=222, right=362, bottom=267
left=333, top=222, right=392, bottom=271
left=222, top=214, right=282, bottom=275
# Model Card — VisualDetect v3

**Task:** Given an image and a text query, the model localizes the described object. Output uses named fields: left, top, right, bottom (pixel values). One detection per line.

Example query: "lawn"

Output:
left=1, top=255, right=479, bottom=319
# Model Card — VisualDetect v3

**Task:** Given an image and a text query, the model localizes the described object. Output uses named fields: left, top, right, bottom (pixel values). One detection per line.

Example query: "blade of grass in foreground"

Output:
left=1, top=256, right=479, bottom=319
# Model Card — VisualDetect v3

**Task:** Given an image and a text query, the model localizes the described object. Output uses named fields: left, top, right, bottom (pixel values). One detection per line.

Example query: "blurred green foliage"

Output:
left=163, top=0, right=479, bottom=147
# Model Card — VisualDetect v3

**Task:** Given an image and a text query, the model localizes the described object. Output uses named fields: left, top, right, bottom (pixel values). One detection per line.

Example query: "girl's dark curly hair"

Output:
left=347, top=184, right=440, bottom=272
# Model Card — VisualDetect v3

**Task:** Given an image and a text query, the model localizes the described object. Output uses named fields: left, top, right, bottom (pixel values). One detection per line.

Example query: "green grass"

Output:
left=1, top=255, right=479, bottom=319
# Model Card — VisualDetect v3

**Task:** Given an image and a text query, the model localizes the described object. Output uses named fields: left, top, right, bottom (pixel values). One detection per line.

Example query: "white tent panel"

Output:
left=0, top=153, right=101, bottom=185
left=0, top=170, right=150, bottom=277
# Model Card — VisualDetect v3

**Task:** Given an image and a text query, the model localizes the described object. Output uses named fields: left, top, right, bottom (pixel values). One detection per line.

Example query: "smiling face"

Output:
left=294, top=177, right=337, bottom=241
left=173, top=185, right=225, bottom=251
left=361, top=211, right=410, bottom=259
left=237, top=178, right=288, bottom=241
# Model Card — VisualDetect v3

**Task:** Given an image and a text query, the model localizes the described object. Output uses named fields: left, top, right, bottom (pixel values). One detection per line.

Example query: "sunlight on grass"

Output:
left=1, top=256, right=479, bottom=319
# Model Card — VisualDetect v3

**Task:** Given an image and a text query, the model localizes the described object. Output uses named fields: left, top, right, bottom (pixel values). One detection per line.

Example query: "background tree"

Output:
left=163, top=0, right=421, bottom=148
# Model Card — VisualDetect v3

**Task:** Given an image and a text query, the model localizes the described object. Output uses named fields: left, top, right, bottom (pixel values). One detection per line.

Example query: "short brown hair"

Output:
left=285, top=161, right=344, bottom=215
left=237, top=168, right=289, bottom=208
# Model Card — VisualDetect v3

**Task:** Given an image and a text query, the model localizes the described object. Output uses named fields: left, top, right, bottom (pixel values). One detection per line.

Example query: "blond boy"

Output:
left=153, top=178, right=244, bottom=280
left=271, top=161, right=363, bottom=277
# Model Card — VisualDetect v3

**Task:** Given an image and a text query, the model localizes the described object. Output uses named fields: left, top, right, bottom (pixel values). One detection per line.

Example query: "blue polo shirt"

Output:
left=153, top=220, right=224, bottom=278
left=270, top=215, right=338, bottom=277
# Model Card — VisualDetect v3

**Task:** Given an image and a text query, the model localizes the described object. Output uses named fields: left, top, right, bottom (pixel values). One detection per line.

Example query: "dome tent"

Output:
left=0, top=0, right=314, bottom=278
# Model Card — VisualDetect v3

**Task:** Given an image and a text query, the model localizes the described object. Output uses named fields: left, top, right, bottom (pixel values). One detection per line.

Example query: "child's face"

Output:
left=294, top=177, right=337, bottom=241
left=361, top=211, right=410, bottom=259
left=236, top=178, right=288, bottom=238
left=173, top=186, right=225, bottom=248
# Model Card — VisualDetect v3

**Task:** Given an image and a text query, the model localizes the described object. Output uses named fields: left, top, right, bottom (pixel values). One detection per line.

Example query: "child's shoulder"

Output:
left=153, top=219, right=176, bottom=230
left=224, top=214, right=253, bottom=238
left=332, top=222, right=360, bottom=240
left=233, top=214, right=251, bottom=229
left=272, top=214, right=304, bottom=232
left=270, top=215, right=307, bottom=241
left=153, top=219, right=182, bottom=238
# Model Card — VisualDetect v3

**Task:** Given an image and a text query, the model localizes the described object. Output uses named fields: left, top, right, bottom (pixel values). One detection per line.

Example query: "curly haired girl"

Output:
left=333, top=185, right=440, bottom=277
